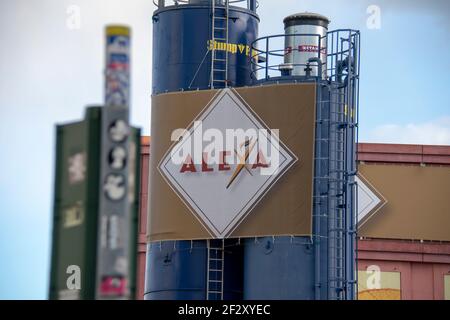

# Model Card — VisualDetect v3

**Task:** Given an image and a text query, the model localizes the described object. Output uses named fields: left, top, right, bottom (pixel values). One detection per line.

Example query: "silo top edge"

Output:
left=153, top=4, right=260, bottom=20
left=283, top=12, right=330, bottom=29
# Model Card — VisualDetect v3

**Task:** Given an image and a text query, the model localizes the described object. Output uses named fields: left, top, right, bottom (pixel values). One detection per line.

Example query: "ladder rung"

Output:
left=211, top=2, right=229, bottom=100
left=208, top=280, right=222, bottom=283
left=209, top=269, right=222, bottom=272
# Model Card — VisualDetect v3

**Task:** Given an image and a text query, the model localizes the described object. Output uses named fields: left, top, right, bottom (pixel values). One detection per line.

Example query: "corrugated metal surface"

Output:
left=358, top=238, right=450, bottom=300
left=353, top=143, right=450, bottom=299
left=357, top=143, right=450, bottom=165
left=137, top=139, right=450, bottom=299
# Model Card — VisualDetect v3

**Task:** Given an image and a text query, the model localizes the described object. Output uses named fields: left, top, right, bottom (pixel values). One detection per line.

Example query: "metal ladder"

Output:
left=210, top=0, right=229, bottom=89
left=314, top=30, right=359, bottom=301
left=327, top=87, right=348, bottom=300
left=206, top=239, right=225, bottom=300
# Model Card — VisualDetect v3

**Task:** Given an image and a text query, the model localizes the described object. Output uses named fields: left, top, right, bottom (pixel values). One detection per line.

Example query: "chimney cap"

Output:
left=284, top=12, right=330, bottom=29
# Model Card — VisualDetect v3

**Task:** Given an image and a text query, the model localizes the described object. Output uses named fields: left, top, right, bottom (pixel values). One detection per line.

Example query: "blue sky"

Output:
left=0, top=0, right=449, bottom=299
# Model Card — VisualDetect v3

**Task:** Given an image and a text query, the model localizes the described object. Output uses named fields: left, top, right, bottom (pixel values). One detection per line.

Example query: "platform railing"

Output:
left=249, top=29, right=360, bottom=83
left=153, top=0, right=258, bottom=11
left=252, top=28, right=360, bottom=300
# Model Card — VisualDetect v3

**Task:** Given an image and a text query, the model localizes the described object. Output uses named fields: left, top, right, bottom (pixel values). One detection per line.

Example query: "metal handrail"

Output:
left=153, top=0, right=258, bottom=9
left=249, top=29, right=360, bottom=82
left=249, top=33, right=323, bottom=81
left=248, top=29, right=361, bottom=300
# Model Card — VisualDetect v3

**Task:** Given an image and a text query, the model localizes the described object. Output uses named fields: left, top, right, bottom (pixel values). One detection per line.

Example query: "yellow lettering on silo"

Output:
left=205, top=40, right=255, bottom=56
left=230, top=43, right=237, bottom=54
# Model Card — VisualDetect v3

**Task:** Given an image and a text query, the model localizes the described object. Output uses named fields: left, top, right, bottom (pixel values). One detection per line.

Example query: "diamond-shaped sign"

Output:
left=356, top=174, right=387, bottom=226
left=159, top=89, right=297, bottom=238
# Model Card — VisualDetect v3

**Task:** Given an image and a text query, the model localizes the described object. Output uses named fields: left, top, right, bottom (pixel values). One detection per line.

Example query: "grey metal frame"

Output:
left=153, top=0, right=258, bottom=11
left=250, top=29, right=360, bottom=300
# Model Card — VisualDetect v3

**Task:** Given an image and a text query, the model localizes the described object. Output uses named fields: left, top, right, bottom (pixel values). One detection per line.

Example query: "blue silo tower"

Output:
left=146, top=0, right=259, bottom=300
left=146, top=2, right=360, bottom=301
left=242, top=14, right=360, bottom=300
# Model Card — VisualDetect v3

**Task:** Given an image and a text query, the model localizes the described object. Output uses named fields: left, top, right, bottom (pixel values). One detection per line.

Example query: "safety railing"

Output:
left=250, top=33, right=324, bottom=80
left=250, top=29, right=360, bottom=83
left=252, top=28, right=360, bottom=300
left=153, top=0, right=258, bottom=11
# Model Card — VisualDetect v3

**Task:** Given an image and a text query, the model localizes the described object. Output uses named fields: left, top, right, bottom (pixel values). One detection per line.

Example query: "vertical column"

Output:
left=105, top=25, right=131, bottom=108
left=96, top=25, right=134, bottom=300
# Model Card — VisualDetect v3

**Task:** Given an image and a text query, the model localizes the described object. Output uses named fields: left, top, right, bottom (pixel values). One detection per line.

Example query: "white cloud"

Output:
left=365, top=117, right=450, bottom=145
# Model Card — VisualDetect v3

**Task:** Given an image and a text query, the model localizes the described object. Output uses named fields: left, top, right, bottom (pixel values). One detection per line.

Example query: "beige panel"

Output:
left=358, top=270, right=401, bottom=300
left=148, top=83, right=316, bottom=241
left=358, top=164, right=450, bottom=242
left=445, top=275, right=450, bottom=300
